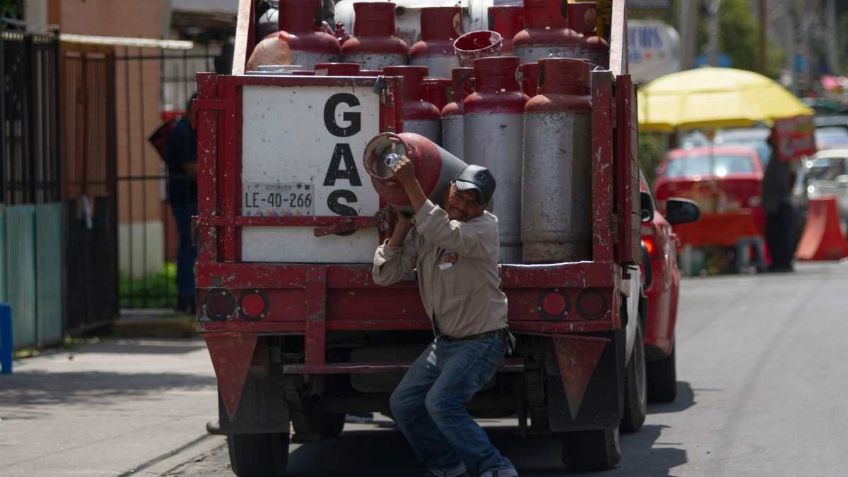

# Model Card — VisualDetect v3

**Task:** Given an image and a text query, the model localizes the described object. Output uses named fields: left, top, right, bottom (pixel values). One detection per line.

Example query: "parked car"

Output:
left=793, top=149, right=848, bottom=233
left=639, top=175, right=699, bottom=403
left=814, top=115, right=848, bottom=150
left=653, top=146, right=764, bottom=215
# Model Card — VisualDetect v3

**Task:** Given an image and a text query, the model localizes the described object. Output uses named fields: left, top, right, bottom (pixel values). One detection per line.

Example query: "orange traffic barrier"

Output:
left=795, top=197, right=848, bottom=261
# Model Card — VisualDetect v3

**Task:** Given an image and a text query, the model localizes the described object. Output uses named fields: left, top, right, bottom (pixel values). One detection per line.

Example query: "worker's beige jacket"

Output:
left=372, top=200, right=508, bottom=338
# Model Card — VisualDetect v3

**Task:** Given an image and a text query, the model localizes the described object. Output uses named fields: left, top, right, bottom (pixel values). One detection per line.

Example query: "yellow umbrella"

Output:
left=638, top=67, right=814, bottom=133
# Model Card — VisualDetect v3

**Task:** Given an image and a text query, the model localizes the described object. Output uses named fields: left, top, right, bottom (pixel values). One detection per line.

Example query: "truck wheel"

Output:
left=227, top=431, right=289, bottom=477
left=647, top=343, right=677, bottom=403
left=292, top=407, right=345, bottom=440
left=561, top=427, right=622, bottom=470
left=621, top=322, right=647, bottom=433
left=318, top=412, right=345, bottom=438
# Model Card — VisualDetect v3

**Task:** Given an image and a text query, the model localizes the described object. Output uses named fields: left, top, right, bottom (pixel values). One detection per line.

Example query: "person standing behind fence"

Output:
left=165, top=94, right=198, bottom=313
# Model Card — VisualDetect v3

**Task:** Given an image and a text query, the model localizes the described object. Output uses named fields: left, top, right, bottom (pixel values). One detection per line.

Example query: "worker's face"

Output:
left=446, top=182, right=485, bottom=221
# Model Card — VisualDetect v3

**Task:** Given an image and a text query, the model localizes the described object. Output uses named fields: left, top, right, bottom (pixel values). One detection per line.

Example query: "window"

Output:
left=663, top=155, right=756, bottom=178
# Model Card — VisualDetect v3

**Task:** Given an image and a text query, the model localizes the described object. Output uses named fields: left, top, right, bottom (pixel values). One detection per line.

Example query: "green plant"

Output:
left=119, top=262, right=179, bottom=309
left=638, top=132, right=668, bottom=186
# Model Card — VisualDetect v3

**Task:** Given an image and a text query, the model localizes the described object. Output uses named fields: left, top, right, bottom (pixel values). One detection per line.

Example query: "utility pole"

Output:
left=826, top=0, right=838, bottom=74
left=678, top=0, right=699, bottom=69
left=707, top=0, right=722, bottom=66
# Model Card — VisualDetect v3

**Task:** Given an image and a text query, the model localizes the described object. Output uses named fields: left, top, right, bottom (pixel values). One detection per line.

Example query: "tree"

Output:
left=697, top=0, right=758, bottom=71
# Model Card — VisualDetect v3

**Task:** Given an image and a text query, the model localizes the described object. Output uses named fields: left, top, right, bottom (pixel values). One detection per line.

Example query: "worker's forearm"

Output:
left=401, top=179, right=428, bottom=212
left=388, top=222, right=411, bottom=247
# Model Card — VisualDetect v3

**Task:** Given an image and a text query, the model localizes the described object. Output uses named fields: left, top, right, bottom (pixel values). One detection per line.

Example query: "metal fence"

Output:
left=115, top=47, right=215, bottom=310
left=0, top=22, right=64, bottom=347
left=1, top=26, right=61, bottom=204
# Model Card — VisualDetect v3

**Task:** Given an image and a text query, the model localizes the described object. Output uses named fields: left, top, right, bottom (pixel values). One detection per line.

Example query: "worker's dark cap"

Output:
left=454, top=164, right=496, bottom=205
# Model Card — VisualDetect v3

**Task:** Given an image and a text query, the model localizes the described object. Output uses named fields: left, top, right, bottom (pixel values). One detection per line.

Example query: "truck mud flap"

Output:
left=217, top=374, right=289, bottom=434
left=547, top=333, right=624, bottom=431
left=210, top=335, right=290, bottom=434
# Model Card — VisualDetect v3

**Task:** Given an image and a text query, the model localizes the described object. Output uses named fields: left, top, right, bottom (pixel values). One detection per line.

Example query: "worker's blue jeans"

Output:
left=170, top=203, right=197, bottom=299
left=390, top=334, right=516, bottom=477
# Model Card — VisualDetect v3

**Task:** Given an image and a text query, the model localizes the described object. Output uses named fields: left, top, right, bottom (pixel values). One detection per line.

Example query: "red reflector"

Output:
left=576, top=289, right=608, bottom=320
left=204, top=289, right=235, bottom=321
left=541, top=291, right=568, bottom=319
left=239, top=290, right=267, bottom=321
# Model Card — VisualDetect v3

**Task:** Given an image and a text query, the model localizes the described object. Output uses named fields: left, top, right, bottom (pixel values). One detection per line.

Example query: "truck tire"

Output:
left=621, top=322, right=647, bottom=433
left=292, top=407, right=345, bottom=440
left=561, top=427, right=622, bottom=470
left=647, top=342, right=677, bottom=403
left=227, top=431, right=289, bottom=477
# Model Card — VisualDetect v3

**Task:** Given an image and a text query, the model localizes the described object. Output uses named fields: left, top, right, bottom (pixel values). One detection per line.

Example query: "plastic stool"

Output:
left=735, top=236, right=766, bottom=273
left=0, top=303, right=12, bottom=374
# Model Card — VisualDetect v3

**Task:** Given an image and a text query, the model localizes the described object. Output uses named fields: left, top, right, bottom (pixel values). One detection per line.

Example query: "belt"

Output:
left=441, top=328, right=508, bottom=342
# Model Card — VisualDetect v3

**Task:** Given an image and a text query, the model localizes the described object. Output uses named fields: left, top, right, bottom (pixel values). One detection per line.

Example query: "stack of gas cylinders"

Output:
left=251, top=0, right=610, bottom=265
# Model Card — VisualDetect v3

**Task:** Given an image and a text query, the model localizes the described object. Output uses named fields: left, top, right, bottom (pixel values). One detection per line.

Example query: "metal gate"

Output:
left=61, top=43, right=119, bottom=332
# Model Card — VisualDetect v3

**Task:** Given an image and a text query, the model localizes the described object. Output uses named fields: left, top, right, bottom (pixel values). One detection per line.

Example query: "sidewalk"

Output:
left=0, top=338, right=218, bottom=477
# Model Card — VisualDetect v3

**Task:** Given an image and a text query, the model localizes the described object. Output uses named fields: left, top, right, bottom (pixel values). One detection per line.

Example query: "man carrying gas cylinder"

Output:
left=372, top=156, right=518, bottom=477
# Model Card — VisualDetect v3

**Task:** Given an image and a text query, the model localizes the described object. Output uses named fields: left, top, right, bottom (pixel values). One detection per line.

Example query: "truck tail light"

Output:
left=239, top=290, right=268, bottom=321
left=204, top=289, right=236, bottom=321
left=540, top=290, right=569, bottom=320
left=575, top=289, right=608, bottom=320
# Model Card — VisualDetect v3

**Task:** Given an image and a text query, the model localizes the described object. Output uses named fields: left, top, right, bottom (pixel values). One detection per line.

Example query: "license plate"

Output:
left=242, top=182, right=314, bottom=216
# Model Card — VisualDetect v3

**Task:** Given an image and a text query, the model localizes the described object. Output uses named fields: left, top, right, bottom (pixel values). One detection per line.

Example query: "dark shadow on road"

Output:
left=648, top=381, right=696, bottom=415
left=0, top=371, right=216, bottom=407
left=57, top=339, right=208, bottom=356
left=283, top=420, right=688, bottom=477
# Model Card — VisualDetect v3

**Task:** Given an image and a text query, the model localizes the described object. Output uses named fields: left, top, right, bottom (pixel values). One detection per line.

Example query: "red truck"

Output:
left=195, top=1, right=666, bottom=475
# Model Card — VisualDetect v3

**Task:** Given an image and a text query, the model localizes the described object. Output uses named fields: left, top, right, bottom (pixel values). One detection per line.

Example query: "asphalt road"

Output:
left=165, top=262, right=848, bottom=477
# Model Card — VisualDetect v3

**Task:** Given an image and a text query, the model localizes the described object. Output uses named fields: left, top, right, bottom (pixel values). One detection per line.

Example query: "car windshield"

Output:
left=814, top=127, right=848, bottom=150
left=664, top=154, right=755, bottom=178
left=805, top=157, right=848, bottom=181
left=715, top=129, right=771, bottom=165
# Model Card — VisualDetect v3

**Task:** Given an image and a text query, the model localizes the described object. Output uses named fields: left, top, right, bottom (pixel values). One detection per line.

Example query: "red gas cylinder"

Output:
left=441, top=67, right=474, bottom=158
left=522, top=58, right=592, bottom=262
left=274, top=0, right=341, bottom=69
left=512, top=0, right=581, bottom=65
left=567, top=1, right=610, bottom=68
left=488, top=6, right=524, bottom=53
left=341, top=3, right=409, bottom=70
left=463, top=56, right=528, bottom=262
left=383, top=66, right=441, bottom=144
left=314, top=62, right=361, bottom=75
left=518, top=62, right=539, bottom=97
left=410, top=7, right=462, bottom=78
left=363, top=132, right=467, bottom=211
left=423, top=77, right=451, bottom=111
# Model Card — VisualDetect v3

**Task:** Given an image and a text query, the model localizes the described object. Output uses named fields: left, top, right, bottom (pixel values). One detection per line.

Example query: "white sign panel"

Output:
left=241, top=84, right=381, bottom=263
left=628, top=20, right=680, bottom=84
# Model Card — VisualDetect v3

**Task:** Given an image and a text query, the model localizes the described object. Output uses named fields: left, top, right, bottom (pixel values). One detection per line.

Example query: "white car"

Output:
left=795, top=149, right=848, bottom=234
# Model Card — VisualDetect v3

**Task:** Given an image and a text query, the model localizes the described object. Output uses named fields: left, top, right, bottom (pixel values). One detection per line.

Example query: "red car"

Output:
left=639, top=176, right=699, bottom=402
left=653, top=146, right=764, bottom=249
